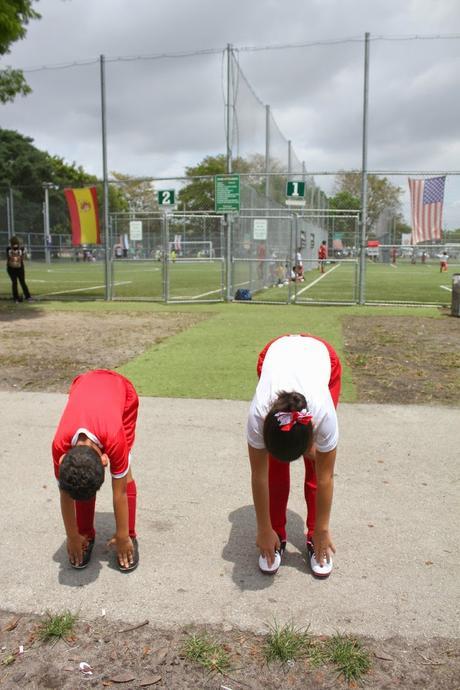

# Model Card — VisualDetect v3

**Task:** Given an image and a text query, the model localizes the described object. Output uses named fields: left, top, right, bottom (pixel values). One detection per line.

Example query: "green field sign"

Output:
left=215, top=175, right=240, bottom=212
left=286, top=180, right=305, bottom=198
left=158, top=189, right=175, bottom=206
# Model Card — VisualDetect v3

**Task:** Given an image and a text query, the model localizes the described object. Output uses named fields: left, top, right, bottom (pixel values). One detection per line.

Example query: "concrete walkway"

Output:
left=1, top=392, right=458, bottom=639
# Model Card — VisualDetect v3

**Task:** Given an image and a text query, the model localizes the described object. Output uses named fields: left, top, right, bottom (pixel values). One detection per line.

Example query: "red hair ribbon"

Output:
left=275, top=409, right=313, bottom=432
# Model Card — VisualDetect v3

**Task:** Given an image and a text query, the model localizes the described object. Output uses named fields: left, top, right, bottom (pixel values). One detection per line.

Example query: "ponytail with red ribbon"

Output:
left=274, top=409, right=313, bottom=432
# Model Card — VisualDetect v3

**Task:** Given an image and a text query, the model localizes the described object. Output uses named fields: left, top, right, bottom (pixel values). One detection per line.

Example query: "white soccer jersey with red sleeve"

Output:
left=247, top=336, right=338, bottom=453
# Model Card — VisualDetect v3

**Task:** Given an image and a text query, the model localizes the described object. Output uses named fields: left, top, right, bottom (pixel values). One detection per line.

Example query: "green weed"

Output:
left=37, top=611, right=77, bottom=642
left=1, top=654, right=16, bottom=667
left=183, top=632, right=231, bottom=675
left=324, top=633, right=371, bottom=683
left=263, top=621, right=312, bottom=663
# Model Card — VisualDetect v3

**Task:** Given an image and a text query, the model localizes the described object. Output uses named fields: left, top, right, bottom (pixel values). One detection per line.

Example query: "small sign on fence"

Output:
left=286, top=180, right=306, bottom=198
left=158, top=190, right=176, bottom=206
left=253, top=218, right=268, bottom=240
left=129, top=221, right=143, bottom=241
left=286, top=180, right=306, bottom=207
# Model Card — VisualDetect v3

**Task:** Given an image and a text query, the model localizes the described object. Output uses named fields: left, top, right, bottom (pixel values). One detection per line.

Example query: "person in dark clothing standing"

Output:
left=6, top=236, right=32, bottom=303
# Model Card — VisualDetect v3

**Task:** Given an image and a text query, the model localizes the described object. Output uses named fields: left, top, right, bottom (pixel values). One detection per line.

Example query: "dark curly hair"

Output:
left=59, top=445, right=105, bottom=501
left=263, top=391, right=313, bottom=462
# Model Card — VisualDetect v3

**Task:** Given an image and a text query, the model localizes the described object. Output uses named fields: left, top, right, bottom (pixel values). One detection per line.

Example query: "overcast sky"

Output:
left=1, top=0, right=460, bottom=228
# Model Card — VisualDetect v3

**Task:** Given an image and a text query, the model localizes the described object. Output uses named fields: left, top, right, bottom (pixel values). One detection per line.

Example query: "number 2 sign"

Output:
left=157, top=190, right=176, bottom=206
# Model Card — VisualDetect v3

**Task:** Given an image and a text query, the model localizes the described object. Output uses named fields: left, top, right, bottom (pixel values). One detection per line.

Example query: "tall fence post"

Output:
left=100, top=54, right=112, bottom=301
left=9, top=187, right=15, bottom=238
left=43, top=183, right=51, bottom=264
left=6, top=194, right=11, bottom=239
left=163, top=213, right=169, bottom=302
left=358, top=32, right=370, bottom=305
left=226, top=215, right=233, bottom=301
left=226, top=44, right=233, bottom=176
left=225, top=44, right=233, bottom=302
left=265, top=105, right=270, bottom=199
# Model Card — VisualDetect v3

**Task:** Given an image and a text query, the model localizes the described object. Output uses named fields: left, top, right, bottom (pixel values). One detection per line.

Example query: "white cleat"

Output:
left=258, top=541, right=286, bottom=575
left=307, top=541, right=333, bottom=578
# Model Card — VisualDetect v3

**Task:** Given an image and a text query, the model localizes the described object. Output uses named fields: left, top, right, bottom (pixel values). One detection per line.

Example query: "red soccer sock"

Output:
left=127, top=480, right=137, bottom=538
left=75, top=497, right=96, bottom=541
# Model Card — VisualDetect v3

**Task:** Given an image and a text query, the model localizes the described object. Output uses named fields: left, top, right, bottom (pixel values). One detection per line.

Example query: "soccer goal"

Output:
left=168, top=240, right=214, bottom=261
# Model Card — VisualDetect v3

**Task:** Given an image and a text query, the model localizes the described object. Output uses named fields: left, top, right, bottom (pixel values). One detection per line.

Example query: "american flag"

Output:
left=408, top=176, right=446, bottom=244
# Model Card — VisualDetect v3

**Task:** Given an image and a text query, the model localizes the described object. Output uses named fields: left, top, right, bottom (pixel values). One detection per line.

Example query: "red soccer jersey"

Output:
left=318, top=244, right=327, bottom=260
left=52, top=370, right=138, bottom=480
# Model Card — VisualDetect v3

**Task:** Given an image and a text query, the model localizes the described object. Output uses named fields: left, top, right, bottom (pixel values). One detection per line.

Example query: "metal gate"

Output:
left=109, top=212, right=226, bottom=303
left=230, top=212, right=358, bottom=305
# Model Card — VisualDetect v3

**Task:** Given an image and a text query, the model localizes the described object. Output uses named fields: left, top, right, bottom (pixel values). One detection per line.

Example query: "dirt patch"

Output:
left=0, top=308, right=207, bottom=392
left=0, top=611, right=458, bottom=690
left=343, top=313, right=460, bottom=405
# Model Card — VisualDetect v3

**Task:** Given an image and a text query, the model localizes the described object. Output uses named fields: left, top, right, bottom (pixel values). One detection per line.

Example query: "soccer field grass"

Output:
left=0, top=259, right=226, bottom=301
left=1, top=257, right=456, bottom=304
left=252, top=260, right=456, bottom=305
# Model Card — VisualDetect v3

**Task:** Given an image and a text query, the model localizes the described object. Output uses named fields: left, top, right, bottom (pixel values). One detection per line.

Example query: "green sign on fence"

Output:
left=286, top=181, right=305, bottom=198
left=158, top=189, right=175, bottom=206
left=215, top=175, right=240, bottom=213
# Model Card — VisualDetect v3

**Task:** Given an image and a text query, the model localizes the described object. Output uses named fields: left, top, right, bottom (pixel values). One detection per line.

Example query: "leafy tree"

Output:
left=242, top=153, right=286, bottom=205
left=0, top=1, right=40, bottom=103
left=334, top=171, right=402, bottom=231
left=178, top=153, right=311, bottom=211
left=178, top=154, right=229, bottom=211
left=393, top=220, right=412, bottom=245
left=445, top=227, right=460, bottom=242
left=110, top=171, right=157, bottom=212
left=328, top=190, right=361, bottom=245
left=0, top=128, right=125, bottom=237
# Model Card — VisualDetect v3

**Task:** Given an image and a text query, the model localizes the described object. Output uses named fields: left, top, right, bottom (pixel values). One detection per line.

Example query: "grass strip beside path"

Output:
left=116, top=303, right=442, bottom=401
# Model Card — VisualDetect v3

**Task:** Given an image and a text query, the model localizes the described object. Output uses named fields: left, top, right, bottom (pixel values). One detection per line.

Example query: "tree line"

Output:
left=1, top=127, right=417, bottom=243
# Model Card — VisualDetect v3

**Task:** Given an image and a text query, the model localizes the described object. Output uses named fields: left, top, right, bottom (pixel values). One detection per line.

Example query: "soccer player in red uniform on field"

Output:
left=52, top=370, right=139, bottom=572
left=440, top=251, right=448, bottom=272
left=318, top=240, right=328, bottom=273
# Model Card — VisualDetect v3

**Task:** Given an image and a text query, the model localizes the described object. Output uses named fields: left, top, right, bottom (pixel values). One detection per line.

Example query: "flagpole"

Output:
left=358, top=32, right=370, bottom=305
left=100, top=54, right=111, bottom=301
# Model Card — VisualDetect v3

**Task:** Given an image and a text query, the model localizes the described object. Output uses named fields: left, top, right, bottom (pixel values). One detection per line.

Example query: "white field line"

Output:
left=115, top=267, right=161, bottom=273
left=292, top=264, right=341, bottom=300
left=440, top=285, right=452, bottom=292
left=40, top=281, right=132, bottom=297
left=390, top=263, right=397, bottom=269
left=36, top=279, right=112, bottom=285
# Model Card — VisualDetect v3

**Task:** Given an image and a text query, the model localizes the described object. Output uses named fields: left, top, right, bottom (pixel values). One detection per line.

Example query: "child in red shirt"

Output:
left=52, top=370, right=139, bottom=572
left=318, top=241, right=328, bottom=273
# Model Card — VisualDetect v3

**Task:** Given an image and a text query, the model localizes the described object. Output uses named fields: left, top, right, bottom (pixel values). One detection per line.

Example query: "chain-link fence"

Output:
left=1, top=170, right=459, bottom=305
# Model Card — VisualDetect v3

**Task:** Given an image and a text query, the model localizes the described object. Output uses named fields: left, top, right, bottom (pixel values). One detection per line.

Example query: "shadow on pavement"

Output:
left=52, top=512, right=121, bottom=586
left=223, top=505, right=311, bottom=591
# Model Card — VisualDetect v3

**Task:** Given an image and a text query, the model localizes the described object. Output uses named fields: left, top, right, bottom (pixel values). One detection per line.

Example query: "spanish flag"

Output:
left=64, top=187, right=101, bottom=246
